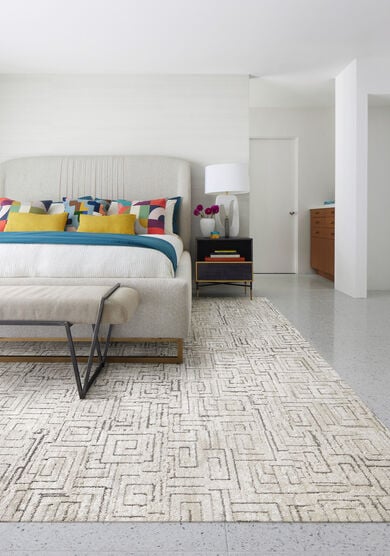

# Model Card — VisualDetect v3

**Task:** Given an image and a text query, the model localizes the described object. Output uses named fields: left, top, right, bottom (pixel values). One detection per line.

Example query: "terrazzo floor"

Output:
left=1, top=274, right=389, bottom=555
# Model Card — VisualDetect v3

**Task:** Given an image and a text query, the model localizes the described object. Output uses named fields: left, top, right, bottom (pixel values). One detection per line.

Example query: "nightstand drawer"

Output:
left=196, top=261, right=253, bottom=281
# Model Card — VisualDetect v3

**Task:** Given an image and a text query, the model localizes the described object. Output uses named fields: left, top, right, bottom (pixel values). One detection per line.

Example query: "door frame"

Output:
left=249, top=136, right=299, bottom=274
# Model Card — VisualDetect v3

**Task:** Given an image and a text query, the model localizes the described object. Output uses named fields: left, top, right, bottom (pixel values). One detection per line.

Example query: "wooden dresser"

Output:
left=310, top=206, right=335, bottom=281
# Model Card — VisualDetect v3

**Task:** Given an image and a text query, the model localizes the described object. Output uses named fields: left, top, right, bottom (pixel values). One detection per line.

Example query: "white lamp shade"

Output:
left=205, top=163, right=249, bottom=195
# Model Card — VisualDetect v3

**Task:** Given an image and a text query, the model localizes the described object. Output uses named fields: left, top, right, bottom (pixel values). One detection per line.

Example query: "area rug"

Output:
left=0, top=297, right=389, bottom=522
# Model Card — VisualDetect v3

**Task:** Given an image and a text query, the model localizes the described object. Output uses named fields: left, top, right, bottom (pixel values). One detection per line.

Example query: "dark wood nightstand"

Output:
left=195, top=237, right=253, bottom=299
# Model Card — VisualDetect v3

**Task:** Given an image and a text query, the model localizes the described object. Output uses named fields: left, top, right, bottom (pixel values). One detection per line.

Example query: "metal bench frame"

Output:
left=0, top=283, right=120, bottom=399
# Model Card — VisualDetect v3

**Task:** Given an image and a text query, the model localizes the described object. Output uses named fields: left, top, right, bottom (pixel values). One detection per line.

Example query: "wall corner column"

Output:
left=335, top=60, right=367, bottom=298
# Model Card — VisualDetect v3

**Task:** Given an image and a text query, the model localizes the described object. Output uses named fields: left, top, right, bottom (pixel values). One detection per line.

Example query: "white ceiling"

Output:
left=1, top=0, right=390, bottom=105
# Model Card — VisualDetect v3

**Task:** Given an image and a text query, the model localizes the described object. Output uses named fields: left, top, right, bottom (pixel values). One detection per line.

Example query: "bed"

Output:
left=0, top=155, right=192, bottom=359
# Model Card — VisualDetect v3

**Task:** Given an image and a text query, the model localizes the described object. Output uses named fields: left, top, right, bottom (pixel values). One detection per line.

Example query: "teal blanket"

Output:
left=0, top=232, right=177, bottom=270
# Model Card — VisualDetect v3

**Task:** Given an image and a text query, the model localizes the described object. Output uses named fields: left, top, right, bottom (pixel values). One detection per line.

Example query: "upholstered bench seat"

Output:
left=0, top=285, right=139, bottom=324
left=0, top=283, right=139, bottom=399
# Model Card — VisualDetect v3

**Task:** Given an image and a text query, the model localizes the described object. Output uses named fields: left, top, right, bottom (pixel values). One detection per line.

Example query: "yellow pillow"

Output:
left=77, top=214, right=136, bottom=235
left=4, top=212, right=68, bottom=232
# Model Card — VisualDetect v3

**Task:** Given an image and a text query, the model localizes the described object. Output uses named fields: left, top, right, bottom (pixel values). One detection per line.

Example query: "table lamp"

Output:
left=205, top=163, right=249, bottom=237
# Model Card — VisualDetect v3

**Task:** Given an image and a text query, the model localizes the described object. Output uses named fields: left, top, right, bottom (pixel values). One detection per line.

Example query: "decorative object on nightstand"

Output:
left=199, top=217, right=215, bottom=237
left=195, top=237, right=253, bottom=298
left=204, top=163, right=249, bottom=237
left=193, top=203, right=219, bottom=237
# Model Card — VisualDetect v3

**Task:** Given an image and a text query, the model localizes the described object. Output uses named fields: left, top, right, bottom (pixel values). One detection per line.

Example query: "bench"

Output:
left=0, top=283, right=139, bottom=398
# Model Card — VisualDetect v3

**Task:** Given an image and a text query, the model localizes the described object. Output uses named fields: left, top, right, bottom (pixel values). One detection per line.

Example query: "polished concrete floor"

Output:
left=1, top=274, right=389, bottom=555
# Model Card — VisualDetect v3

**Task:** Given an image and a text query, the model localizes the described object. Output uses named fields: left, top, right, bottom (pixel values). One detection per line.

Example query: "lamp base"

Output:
left=215, top=193, right=239, bottom=237
left=224, top=216, right=230, bottom=238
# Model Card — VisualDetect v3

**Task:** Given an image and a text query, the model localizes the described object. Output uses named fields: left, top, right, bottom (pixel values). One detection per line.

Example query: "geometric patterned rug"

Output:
left=0, top=297, right=389, bottom=522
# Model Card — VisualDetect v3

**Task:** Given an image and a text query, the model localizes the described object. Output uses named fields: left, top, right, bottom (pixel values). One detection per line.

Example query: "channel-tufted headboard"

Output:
left=0, top=155, right=191, bottom=250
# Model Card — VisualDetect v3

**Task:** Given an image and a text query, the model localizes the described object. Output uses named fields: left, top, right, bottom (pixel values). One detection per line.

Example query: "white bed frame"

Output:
left=0, top=155, right=192, bottom=356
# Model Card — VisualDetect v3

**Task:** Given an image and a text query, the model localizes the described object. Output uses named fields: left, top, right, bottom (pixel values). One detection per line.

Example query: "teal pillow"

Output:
left=170, top=196, right=181, bottom=235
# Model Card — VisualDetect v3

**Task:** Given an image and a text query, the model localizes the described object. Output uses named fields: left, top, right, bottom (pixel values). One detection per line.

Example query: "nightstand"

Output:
left=195, top=237, right=253, bottom=299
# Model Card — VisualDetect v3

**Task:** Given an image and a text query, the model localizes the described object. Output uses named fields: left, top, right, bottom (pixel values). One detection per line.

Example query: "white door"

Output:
left=250, top=138, right=297, bottom=273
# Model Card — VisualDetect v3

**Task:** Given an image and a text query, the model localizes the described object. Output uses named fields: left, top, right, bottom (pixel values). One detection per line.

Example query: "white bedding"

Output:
left=0, top=234, right=183, bottom=279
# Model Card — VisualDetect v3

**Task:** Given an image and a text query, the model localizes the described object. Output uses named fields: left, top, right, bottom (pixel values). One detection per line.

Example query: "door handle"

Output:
left=289, top=211, right=296, bottom=215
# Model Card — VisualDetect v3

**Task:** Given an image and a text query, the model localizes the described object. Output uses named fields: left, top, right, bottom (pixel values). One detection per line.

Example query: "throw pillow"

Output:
left=165, top=196, right=181, bottom=234
left=77, top=214, right=136, bottom=235
left=0, top=198, right=52, bottom=232
left=62, top=197, right=108, bottom=231
left=4, top=212, right=67, bottom=232
left=107, top=196, right=180, bottom=234
left=118, top=198, right=166, bottom=234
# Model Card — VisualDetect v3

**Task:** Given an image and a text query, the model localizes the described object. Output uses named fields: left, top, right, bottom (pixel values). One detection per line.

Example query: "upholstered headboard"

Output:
left=0, top=155, right=191, bottom=250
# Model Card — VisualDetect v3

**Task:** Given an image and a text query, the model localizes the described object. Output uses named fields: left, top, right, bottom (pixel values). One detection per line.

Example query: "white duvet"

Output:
left=0, top=234, right=183, bottom=279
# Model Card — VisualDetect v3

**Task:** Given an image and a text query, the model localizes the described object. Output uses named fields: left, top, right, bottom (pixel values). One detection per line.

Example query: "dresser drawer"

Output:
left=311, top=215, right=335, bottom=228
left=311, top=227, right=335, bottom=240
left=311, top=208, right=335, bottom=217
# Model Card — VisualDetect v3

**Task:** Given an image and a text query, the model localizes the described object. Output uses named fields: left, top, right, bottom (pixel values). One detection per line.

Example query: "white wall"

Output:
left=335, top=57, right=390, bottom=297
left=250, top=108, right=334, bottom=274
left=0, top=74, right=249, bottom=243
left=368, top=106, right=390, bottom=290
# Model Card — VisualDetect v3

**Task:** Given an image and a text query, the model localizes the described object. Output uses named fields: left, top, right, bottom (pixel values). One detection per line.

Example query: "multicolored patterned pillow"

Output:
left=94, top=197, right=112, bottom=212
left=118, top=198, right=166, bottom=234
left=0, top=198, right=52, bottom=232
left=62, top=197, right=108, bottom=231
left=110, top=196, right=180, bottom=234
left=47, top=201, right=67, bottom=215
